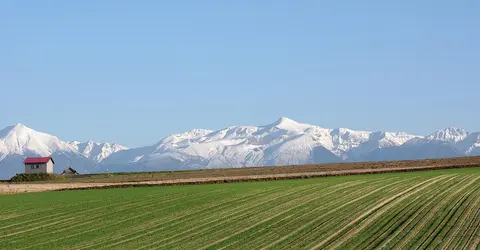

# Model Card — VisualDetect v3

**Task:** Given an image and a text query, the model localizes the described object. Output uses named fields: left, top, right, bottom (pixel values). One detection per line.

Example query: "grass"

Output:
left=0, top=167, right=479, bottom=249
left=10, top=173, right=66, bottom=182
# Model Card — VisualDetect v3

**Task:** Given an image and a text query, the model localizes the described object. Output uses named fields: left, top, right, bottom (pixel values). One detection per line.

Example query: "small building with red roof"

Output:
left=24, top=157, right=54, bottom=174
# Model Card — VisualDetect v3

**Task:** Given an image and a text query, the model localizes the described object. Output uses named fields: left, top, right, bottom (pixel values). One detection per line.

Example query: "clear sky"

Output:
left=1, top=1, right=479, bottom=147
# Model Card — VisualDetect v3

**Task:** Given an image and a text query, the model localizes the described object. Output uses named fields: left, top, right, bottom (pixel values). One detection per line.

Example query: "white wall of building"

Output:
left=46, top=161, right=54, bottom=173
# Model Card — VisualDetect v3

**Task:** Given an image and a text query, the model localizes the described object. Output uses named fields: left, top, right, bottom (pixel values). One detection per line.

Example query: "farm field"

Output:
left=1, top=168, right=479, bottom=249
left=7, top=156, right=480, bottom=184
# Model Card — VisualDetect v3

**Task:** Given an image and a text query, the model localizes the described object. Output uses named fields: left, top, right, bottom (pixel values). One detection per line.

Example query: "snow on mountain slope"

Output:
left=0, top=124, right=127, bottom=163
left=100, top=145, right=156, bottom=166
left=69, top=140, right=128, bottom=163
left=359, top=127, right=472, bottom=161
left=348, top=131, right=422, bottom=158
left=457, top=132, right=480, bottom=155
left=423, top=127, right=469, bottom=143
left=0, top=124, right=77, bottom=160
left=327, top=128, right=371, bottom=158
left=330, top=128, right=371, bottom=151
left=99, top=117, right=417, bottom=172
left=267, top=117, right=314, bottom=133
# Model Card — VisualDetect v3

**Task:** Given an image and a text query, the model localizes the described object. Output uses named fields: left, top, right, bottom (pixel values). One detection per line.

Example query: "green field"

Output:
left=1, top=168, right=479, bottom=249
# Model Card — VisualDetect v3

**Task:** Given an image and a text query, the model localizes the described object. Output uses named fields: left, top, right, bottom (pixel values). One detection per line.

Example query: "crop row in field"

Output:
left=0, top=167, right=479, bottom=249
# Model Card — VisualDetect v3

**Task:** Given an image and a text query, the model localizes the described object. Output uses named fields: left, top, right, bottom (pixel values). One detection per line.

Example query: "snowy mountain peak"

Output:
left=268, top=117, right=314, bottom=132
left=274, top=117, right=298, bottom=126
left=164, top=129, right=213, bottom=141
left=427, top=127, right=469, bottom=143
left=157, top=128, right=214, bottom=149
left=1, top=123, right=34, bottom=137
left=0, top=123, right=74, bottom=158
left=12, top=123, right=26, bottom=129
left=331, top=128, right=360, bottom=135
left=187, top=129, right=214, bottom=137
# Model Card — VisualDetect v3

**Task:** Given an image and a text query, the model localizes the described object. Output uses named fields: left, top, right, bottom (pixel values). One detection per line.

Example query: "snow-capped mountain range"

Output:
left=0, top=118, right=478, bottom=179
left=0, top=124, right=127, bottom=179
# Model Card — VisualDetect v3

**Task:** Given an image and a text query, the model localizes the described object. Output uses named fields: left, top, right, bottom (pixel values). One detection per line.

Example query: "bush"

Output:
left=10, top=173, right=65, bottom=182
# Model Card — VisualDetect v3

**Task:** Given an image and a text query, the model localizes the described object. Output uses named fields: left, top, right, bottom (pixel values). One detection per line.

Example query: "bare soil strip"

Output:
left=2, top=163, right=479, bottom=194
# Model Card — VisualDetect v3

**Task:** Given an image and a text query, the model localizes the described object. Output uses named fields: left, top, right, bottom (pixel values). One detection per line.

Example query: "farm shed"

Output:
left=24, top=157, right=55, bottom=174
left=61, top=167, right=78, bottom=175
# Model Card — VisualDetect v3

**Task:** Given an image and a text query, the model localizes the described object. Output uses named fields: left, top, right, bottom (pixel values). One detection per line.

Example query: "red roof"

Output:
left=24, top=157, right=55, bottom=164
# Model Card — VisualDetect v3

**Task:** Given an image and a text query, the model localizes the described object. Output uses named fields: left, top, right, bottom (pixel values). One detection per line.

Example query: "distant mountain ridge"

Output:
left=68, top=140, right=128, bottom=163
left=0, top=118, right=479, bottom=179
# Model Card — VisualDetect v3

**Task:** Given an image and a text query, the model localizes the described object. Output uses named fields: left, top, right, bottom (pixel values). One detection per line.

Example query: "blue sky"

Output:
left=1, top=1, right=479, bottom=147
